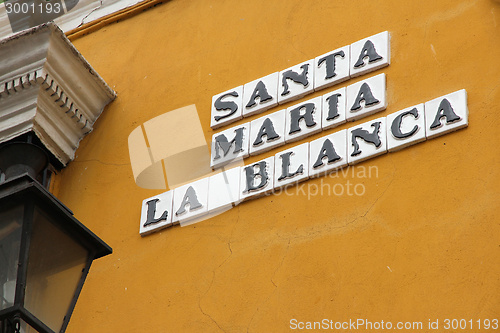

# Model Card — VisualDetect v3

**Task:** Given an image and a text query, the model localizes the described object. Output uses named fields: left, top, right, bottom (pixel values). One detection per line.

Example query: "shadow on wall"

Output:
left=128, top=105, right=230, bottom=190
left=129, top=105, right=245, bottom=229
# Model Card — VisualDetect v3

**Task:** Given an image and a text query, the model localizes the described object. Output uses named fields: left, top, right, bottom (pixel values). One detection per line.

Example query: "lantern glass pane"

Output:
left=0, top=205, right=23, bottom=311
left=24, top=207, right=89, bottom=333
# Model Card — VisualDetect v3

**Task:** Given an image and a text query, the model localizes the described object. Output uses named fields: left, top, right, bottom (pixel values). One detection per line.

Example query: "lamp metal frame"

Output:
left=0, top=174, right=112, bottom=333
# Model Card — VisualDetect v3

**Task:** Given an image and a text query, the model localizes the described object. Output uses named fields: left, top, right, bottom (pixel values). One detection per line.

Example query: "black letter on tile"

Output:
left=350, top=83, right=379, bottom=111
left=281, top=64, right=309, bottom=96
left=213, top=127, right=245, bottom=160
left=353, top=40, right=383, bottom=68
left=313, top=139, right=341, bottom=168
left=318, top=50, right=345, bottom=79
left=326, top=93, right=342, bottom=121
left=244, top=161, right=269, bottom=192
left=143, top=199, right=169, bottom=227
left=175, top=186, right=202, bottom=216
left=278, top=152, right=304, bottom=180
left=351, top=122, right=382, bottom=156
left=430, top=98, right=461, bottom=129
left=246, top=81, right=273, bottom=108
left=214, top=91, right=239, bottom=121
left=391, top=108, right=419, bottom=139
left=288, top=103, right=317, bottom=134
left=253, top=118, right=280, bottom=146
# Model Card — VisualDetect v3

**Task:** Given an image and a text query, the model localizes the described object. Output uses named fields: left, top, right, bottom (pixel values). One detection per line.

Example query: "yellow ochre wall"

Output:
left=52, top=0, right=499, bottom=332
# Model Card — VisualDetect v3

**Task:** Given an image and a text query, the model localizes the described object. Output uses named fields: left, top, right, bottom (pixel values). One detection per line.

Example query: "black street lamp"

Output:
left=0, top=142, right=112, bottom=333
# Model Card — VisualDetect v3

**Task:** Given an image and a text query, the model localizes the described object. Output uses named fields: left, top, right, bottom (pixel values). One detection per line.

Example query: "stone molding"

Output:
left=0, top=22, right=115, bottom=165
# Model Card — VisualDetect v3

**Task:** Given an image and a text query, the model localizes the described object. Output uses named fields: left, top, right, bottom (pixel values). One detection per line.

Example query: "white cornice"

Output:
left=0, top=22, right=116, bottom=165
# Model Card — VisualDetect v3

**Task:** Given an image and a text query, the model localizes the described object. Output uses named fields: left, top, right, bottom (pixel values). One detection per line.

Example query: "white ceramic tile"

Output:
left=140, top=190, right=174, bottom=236
left=210, top=86, right=244, bottom=129
left=346, top=73, right=386, bottom=122
left=309, top=129, right=348, bottom=178
left=350, top=31, right=390, bottom=78
left=387, top=104, right=426, bottom=152
left=207, top=167, right=241, bottom=212
left=285, top=96, right=323, bottom=142
left=424, top=89, right=468, bottom=139
left=240, top=156, right=275, bottom=201
left=242, top=72, right=279, bottom=117
left=314, top=46, right=350, bottom=91
left=322, top=87, right=347, bottom=130
left=172, top=178, right=209, bottom=223
left=211, top=122, right=250, bottom=169
left=278, top=59, right=315, bottom=105
left=274, top=142, right=309, bottom=188
left=249, top=109, right=286, bottom=156
left=347, top=117, right=387, bottom=165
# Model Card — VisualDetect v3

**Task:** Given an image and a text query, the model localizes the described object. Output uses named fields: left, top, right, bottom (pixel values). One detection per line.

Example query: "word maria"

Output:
left=210, top=31, right=390, bottom=129
left=140, top=89, right=468, bottom=235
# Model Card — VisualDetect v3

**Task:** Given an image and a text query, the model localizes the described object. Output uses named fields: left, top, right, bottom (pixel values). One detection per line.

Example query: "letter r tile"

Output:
left=285, top=96, right=323, bottom=143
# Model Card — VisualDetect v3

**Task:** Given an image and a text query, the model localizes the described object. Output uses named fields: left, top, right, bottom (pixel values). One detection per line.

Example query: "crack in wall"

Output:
left=246, top=171, right=395, bottom=332
left=197, top=206, right=241, bottom=332
left=78, top=0, right=104, bottom=27
left=198, top=286, right=227, bottom=333
left=271, top=239, right=291, bottom=288
left=347, top=175, right=395, bottom=227
left=246, top=238, right=291, bottom=333
left=199, top=172, right=394, bottom=332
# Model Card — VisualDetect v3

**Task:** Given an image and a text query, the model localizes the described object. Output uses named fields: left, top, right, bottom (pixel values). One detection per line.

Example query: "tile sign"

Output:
left=140, top=31, right=468, bottom=236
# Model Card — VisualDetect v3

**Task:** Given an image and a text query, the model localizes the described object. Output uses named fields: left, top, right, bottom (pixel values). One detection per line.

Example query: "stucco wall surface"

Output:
left=51, top=0, right=499, bottom=332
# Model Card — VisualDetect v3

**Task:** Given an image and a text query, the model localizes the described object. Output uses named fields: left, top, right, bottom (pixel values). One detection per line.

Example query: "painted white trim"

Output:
left=0, top=22, right=115, bottom=165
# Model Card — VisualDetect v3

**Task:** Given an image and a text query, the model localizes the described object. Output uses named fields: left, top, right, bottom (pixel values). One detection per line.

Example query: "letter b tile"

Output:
left=240, top=156, right=275, bottom=201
